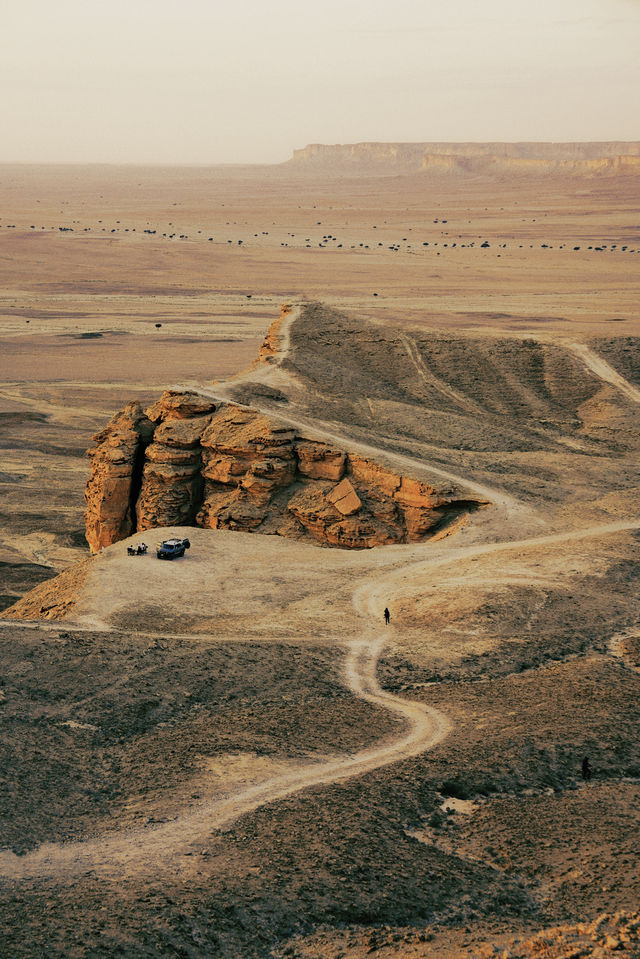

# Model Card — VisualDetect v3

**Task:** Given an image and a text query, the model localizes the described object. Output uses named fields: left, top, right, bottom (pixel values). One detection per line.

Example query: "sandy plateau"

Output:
left=0, top=158, right=640, bottom=957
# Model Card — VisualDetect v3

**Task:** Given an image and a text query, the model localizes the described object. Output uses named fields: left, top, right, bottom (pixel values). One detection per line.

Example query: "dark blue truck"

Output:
left=156, top=538, right=191, bottom=560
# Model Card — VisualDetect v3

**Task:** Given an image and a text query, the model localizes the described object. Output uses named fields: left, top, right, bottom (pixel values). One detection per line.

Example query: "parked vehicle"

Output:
left=156, top=538, right=190, bottom=560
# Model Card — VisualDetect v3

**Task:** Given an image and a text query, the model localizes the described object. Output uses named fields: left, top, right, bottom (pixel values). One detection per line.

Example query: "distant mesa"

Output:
left=289, top=141, right=428, bottom=172
left=288, top=141, right=640, bottom=176
left=84, top=390, right=486, bottom=553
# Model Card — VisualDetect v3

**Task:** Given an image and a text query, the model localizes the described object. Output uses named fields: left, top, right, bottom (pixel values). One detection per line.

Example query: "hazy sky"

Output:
left=2, top=0, right=639, bottom=163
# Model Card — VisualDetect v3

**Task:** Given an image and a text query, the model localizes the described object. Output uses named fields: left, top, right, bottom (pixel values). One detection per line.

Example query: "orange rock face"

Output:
left=348, top=454, right=403, bottom=498
left=145, top=389, right=216, bottom=423
left=84, top=402, right=155, bottom=552
left=134, top=391, right=215, bottom=533
left=326, top=478, right=362, bottom=516
left=197, top=407, right=297, bottom=528
left=84, top=392, right=486, bottom=551
left=296, top=441, right=347, bottom=481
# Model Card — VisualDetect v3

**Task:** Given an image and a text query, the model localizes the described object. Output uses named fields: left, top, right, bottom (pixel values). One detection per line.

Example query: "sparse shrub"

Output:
left=428, top=809, right=444, bottom=828
left=439, top=779, right=471, bottom=799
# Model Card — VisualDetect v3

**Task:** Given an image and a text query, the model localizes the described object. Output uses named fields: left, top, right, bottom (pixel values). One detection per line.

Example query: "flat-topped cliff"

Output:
left=290, top=142, right=429, bottom=171
left=289, top=141, right=640, bottom=175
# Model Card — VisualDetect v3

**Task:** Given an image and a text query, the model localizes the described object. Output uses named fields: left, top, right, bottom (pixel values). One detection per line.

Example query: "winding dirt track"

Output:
left=2, top=309, right=639, bottom=883
left=176, top=310, right=529, bottom=525
left=566, top=341, right=640, bottom=405
left=2, top=518, right=639, bottom=882
left=0, top=633, right=451, bottom=881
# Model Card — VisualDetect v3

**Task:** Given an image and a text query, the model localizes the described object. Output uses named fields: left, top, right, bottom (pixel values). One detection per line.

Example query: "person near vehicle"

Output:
left=384, top=607, right=390, bottom=625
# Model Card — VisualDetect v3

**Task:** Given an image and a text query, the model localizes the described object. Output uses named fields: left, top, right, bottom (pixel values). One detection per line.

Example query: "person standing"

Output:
left=384, top=607, right=390, bottom=626
left=582, top=756, right=592, bottom=781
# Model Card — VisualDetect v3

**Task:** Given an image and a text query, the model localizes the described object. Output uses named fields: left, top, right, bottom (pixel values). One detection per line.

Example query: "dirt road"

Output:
left=176, top=307, right=532, bottom=527
left=0, top=629, right=450, bottom=881
left=2, top=515, right=639, bottom=882
left=2, top=306, right=639, bottom=885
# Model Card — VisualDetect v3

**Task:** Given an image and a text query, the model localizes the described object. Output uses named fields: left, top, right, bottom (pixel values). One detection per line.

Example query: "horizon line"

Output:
left=2, top=137, right=640, bottom=168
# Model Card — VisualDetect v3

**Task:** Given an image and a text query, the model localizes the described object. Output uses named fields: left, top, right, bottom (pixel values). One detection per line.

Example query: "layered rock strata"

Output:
left=85, top=391, right=486, bottom=552
left=289, top=141, right=640, bottom=175
left=136, top=399, right=215, bottom=532
left=84, top=402, right=155, bottom=551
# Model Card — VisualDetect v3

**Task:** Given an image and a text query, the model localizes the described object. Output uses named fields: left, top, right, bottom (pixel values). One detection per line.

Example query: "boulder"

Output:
left=197, top=490, right=267, bottom=532
left=241, top=457, right=297, bottom=506
left=326, top=478, right=362, bottom=516
left=288, top=484, right=398, bottom=548
left=287, top=486, right=342, bottom=543
left=202, top=454, right=247, bottom=485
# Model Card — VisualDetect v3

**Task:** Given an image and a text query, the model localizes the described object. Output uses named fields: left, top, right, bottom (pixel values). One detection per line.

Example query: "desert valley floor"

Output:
left=0, top=161, right=639, bottom=957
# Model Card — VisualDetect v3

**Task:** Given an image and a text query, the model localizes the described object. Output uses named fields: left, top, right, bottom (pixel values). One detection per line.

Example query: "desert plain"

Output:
left=0, top=152, right=639, bottom=957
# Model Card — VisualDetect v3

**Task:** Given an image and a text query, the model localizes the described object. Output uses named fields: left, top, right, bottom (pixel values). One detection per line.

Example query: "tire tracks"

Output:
left=2, top=519, right=638, bottom=881
left=2, top=310, right=638, bottom=883
left=0, top=635, right=450, bottom=881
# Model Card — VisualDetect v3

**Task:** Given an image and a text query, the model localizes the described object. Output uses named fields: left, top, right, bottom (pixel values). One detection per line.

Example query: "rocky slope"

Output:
left=289, top=141, right=640, bottom=175
left=84, top=391, right=484, bottom=552
left=0, top=559, right=90, bottom=621
left=278, top=911, right=640, bottom=958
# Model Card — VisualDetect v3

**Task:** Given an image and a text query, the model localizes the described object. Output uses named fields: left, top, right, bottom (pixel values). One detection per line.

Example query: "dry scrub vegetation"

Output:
left=1, top=165, right=639, bottom=957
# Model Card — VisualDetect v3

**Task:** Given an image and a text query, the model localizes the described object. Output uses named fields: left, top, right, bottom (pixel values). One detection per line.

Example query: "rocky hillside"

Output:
left=84, top=391, right=484, bottom=552
left=280, top=910, right=640, bottom=957
left=1, top=559, right=90, bottom=621
left=288, top=141, right=640, bottom=175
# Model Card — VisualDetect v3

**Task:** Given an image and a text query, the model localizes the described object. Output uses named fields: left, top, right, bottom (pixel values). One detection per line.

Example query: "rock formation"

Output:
left=0, top=559, right=91, bottom=621
left=84, top=402, right=155, bottom=551
left=135, top=390, right=216, bottom=532
left=288, top=141, right=640, bottom=176
left=289, top=141, right=429, bottom=172
left=85, top=391, right=486, bottom=552
left=420, top=153, right=640, bottom=177
left=254, top=302, right=291, bottom=365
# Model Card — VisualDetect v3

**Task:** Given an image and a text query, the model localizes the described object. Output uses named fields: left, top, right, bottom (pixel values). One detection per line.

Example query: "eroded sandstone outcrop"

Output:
left=197, top=405, right=298, bottom=529
left=85, top=391, right=486, bottom=552
left=135, top=396, right=215, bottom=532
left=84, top=402, right=154, bottom=551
